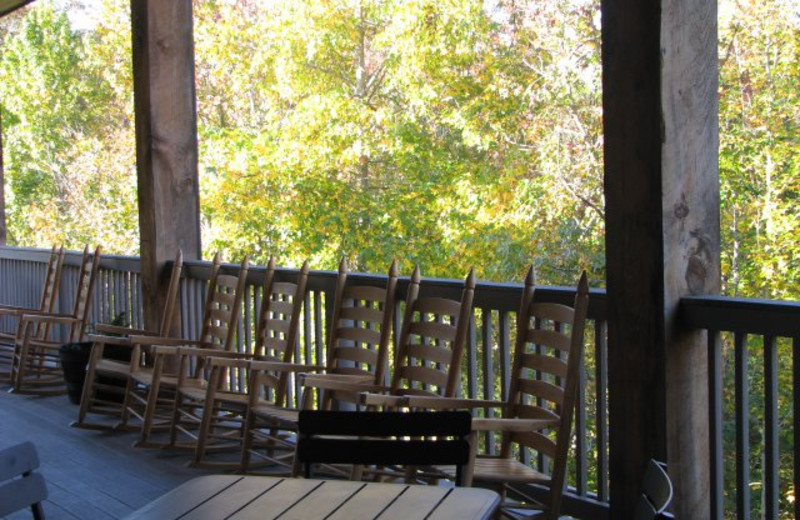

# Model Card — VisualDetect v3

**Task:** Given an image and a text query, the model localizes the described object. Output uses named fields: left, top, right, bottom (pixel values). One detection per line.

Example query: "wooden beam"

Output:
left=130, top=0, right=201, bottom=332
left=602, top=0, right=718, bottom=517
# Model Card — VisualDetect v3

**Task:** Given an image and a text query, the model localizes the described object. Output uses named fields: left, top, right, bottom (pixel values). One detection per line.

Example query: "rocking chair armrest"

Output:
left=248, top=360, right=327, bottom=373
left=358, top=392, right=408, bottom=408
left=471, top=417, right=560, bottom=433
left=300, top=373, right=381, bottom=393
left=150, top=345, right=187, bottom=356
left=172, top=346, right=247, bottom=359
left=20, top=313, right=78, bottom=326
left=129, top=335, right=203, bottom=347
left=0, top=305, right=35, bottom=315
left=208, top=356, right=251, bottom=370
left=93, top=323, right=152, bottom=336
left=403, top=396, right=507, bottom=410
left=86, top=334, right=139, bottom=347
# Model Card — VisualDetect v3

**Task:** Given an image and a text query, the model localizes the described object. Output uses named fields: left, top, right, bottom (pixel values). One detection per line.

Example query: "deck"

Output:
left=0, top=384, right=209, bottom=519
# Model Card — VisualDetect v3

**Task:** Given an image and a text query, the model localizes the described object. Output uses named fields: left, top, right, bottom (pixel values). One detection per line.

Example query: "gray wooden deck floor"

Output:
left=0, top=384, right=211, bottom=519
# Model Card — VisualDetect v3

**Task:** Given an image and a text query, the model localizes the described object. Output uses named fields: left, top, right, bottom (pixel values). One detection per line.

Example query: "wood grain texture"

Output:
left=131, top=0, right=201, bottom=334
left=602, top=0, right=717, bottom=516
left=661, top=0, right=718, bottom=517
left=125, top=475, right=499, bottom=520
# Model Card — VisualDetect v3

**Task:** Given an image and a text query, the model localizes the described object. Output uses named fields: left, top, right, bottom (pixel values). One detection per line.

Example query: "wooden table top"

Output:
left=125, top=475, right=500, bottom=520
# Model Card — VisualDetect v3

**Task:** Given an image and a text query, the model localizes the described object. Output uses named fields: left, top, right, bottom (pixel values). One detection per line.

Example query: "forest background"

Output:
left=0, top=0, right=797, bottom=297
left=0, top=0, right=799, bottom=515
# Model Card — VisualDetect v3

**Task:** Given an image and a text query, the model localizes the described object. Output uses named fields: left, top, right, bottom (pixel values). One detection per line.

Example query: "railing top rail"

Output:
left=0, top=245, right=140, bottom=273
left=681, top=294, right=800, bottom=337
left=182, top=259, right=608, bottom=319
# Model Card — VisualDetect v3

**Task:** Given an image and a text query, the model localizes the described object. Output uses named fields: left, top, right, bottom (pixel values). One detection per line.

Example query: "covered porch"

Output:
left=1, top=0, right=797, bottom=518
left=2, top=247, right=799, bottom=518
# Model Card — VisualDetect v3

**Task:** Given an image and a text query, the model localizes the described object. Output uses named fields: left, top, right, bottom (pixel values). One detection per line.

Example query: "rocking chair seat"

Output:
left=252, top=403, right=299, bottom=425
left=471, top=456, right=551, bottom=484
left=95, top=358, right=130, bottom=377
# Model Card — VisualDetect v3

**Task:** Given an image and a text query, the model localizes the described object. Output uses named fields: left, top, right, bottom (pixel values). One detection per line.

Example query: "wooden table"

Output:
left=126, top=475, right=500, bottom=520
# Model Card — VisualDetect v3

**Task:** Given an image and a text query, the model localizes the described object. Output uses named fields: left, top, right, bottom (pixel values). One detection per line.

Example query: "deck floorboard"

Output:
left=0, top=383, right=212, bottom=520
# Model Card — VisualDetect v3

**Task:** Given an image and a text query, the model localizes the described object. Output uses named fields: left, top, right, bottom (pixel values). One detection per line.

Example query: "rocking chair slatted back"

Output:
left=68, top=245, right=102, bottom=343
left=390, top=267, right=475, bottom=399
left=251, top=258, right=310, bottom=406
left=505, top=268, right=590, bottom=514
left=321, top=258, right=398, bottom=406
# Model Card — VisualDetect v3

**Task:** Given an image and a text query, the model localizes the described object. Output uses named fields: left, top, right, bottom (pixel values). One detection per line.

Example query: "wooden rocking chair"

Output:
left=167, top=258, right=310, bottom=469
left=324, top=266, right=477, bottom=483
left=358, top=266, right=476, bottom=410
left=119, top=254, right=249, bottom=448
left=0, top=245, right=65, bottom=384
left=73, top=250, right=183, bottom=430
left=405, top=269, right=590, bottom=520
left=240, top=258, right=398, bottom=475
left=10, top=245, right=101, bottom=395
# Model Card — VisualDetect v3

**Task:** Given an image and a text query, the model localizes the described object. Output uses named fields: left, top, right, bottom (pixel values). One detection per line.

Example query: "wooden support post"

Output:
left=130, top=0, right=201, bottom=332
left=602, top=0, right=718, bottom=517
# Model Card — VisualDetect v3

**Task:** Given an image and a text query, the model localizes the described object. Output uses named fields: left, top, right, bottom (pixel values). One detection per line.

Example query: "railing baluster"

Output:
left=735, top=331, right=750, bottom=519
left=794, top=336, right=800, bottom=520
left=763, top=334, right=778, bottom=519
left=303, top=291, right=312, bottom=364
left=314, top=291, right=324, bottom=366
left=499, top=311, right=511, bottom=403
left=467, top=313, right=477, bottom=400
left=595, top=320, right=609, bottom=502
left=708, top=329, right=723, bottom=520
left=575, top=333, right=587, bottom=495
left=481, top=308, right=495, bottom=454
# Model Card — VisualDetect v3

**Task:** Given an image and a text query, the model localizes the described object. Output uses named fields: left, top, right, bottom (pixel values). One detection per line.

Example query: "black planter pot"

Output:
left=59, top=341, right=133, bottom=405
left=59, top=342, right=93, bottom=405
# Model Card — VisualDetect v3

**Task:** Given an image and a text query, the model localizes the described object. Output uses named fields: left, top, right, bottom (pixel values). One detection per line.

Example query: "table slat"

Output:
left=183, top=476, right=282, bottom=520
left=378, top=485, right=453, bottom=520
left=230, top=478, right=322, bottom=520
left=326, top=482, right=409, bottom=520
left=277, top=480, right=370, bottom=520
left=428, top=488, right=500, bottom=520
left=125, top=475, right=240, bottom=520
left=126, top=475, right=498, bottom=520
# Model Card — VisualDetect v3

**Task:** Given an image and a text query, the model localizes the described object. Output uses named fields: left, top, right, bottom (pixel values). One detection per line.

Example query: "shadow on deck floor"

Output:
left=0, top=384, right=211, bottom=520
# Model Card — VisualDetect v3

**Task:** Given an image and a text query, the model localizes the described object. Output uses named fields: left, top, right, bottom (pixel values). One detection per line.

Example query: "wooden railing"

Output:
left=6, top=246, right=798, bottom=518
left=682, top=296, right=800, bottom=520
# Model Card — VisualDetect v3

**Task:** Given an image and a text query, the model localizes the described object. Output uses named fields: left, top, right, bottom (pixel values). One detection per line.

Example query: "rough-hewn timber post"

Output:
left=602, top=0, right=718, bottom=517
left=130, top=0, right=201, bottom=332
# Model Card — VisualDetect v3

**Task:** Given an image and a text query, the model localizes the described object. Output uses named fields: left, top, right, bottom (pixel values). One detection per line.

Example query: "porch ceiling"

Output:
left=0, top=0, right=33, bottom=18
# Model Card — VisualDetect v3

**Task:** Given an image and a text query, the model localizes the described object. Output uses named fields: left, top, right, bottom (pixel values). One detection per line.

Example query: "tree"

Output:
left=0, top=0, right=137, bottom=251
